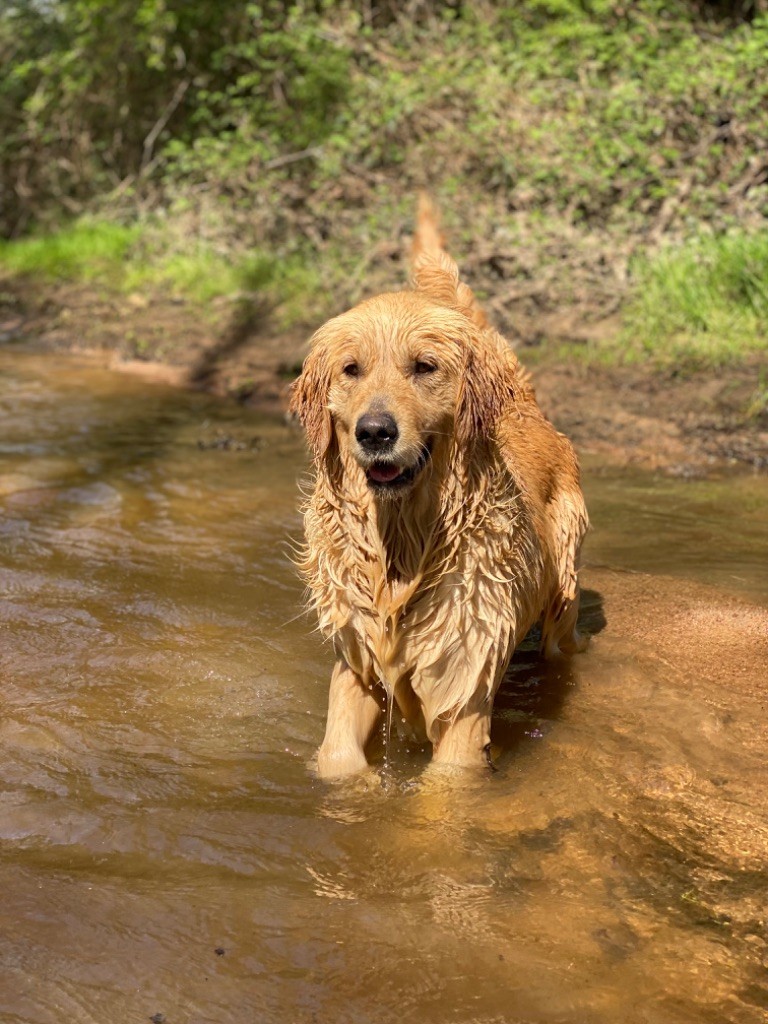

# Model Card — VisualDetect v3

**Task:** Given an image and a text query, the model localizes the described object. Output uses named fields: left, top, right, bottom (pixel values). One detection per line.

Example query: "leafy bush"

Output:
left=1, top=0, right=767, bottom=357
left=0, top=1, right=354, bottom=235
left=3, top=1, right=768, bottom=238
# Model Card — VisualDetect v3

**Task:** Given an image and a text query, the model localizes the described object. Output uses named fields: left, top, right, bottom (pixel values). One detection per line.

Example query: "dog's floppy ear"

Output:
left=289, top=344, right=333, bottom=460
left=455, top=342, right=516, bottom=446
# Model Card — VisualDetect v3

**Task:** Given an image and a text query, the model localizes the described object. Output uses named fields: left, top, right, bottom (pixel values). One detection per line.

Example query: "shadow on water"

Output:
left=493, top=586, right=607, bottom=755
left=359, top=589, right=607, bottom=775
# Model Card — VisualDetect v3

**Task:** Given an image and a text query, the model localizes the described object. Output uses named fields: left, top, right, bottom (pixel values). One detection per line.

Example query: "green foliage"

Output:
left=0, top=1, right=354, bottom=234
left=621, top=231, right=768, bottom=367
left=3, top=0, right=768, bottom=237
left=0, top=215, right=328, bottom=325
left=1, top=0, right=767, bottom=350
left=0, top=221, right=139, bottom=282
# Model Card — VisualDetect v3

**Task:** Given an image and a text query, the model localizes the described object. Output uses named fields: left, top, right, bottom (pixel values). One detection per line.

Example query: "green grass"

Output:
left=0, top=221, right=139, bottom=283
left=124, top=248, right=275, bottom=304
left=619, top=232, right=768, bottom=368
left=0, top=217, right=329, bottom=327
left=0, top=218, right=267, bottom=299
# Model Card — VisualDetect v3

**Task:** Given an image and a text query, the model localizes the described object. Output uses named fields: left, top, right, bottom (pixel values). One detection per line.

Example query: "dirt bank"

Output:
left=1, top=276, right=765, bottom=475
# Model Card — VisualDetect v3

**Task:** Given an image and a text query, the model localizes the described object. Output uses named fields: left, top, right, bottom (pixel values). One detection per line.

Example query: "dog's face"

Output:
left=291, top=291, right=514, bottom=498
left=327, top=297, right=467, bottom=496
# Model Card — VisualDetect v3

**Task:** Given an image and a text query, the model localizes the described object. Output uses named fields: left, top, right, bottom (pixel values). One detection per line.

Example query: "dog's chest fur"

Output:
left=300, top=458, right=547, bottom=732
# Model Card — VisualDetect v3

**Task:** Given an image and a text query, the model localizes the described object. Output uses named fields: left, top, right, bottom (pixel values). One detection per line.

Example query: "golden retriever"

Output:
left=290, top=198, right=588, bottom=778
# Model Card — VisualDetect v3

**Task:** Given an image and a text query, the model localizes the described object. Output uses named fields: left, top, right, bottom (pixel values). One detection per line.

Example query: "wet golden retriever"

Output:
left=290, top=199, right=588, bottom=778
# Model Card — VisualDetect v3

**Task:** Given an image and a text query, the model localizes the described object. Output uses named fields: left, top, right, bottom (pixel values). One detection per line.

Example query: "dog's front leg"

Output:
left=316, top=659, right=382, bottom=779
left=431, top=690, right=493, bottom=769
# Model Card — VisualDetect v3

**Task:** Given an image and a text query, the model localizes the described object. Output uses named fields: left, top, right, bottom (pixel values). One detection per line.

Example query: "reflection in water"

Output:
left=0, top=350, right=767, bottom=1024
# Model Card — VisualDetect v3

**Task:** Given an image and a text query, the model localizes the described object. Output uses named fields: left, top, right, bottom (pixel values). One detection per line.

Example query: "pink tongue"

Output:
left=368, top=463, right=401, bottom=483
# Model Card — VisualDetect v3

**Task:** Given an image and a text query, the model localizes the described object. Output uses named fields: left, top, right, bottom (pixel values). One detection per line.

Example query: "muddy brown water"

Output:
left=1, top=349, right=767, bottom=1024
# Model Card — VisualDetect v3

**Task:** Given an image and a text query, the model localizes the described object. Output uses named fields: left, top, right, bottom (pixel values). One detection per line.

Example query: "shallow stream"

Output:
left=1, top=349, right=766, bottom=1024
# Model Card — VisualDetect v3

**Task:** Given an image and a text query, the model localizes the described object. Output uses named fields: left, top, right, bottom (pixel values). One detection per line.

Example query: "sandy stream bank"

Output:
left=1, top=277, right=766, bottom=475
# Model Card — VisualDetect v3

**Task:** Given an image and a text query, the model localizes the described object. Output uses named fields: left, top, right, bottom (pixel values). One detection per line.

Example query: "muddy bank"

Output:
left=534, top=358, right=767, bottom=475
left=1, top=276, right=766, bottom=474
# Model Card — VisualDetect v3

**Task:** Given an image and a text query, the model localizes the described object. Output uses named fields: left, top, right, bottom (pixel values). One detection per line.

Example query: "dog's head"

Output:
left=290, top=259, right=515, bottom=498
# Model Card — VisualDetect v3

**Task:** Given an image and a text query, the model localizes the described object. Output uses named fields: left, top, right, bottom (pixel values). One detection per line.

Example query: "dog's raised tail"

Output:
left=412, top=193, right=445, bottom=263
left=411, top=194, right=488, bottom=328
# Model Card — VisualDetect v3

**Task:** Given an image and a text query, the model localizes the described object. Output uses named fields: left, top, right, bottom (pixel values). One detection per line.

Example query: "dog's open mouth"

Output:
left=365, top=443, right=432, bottom=491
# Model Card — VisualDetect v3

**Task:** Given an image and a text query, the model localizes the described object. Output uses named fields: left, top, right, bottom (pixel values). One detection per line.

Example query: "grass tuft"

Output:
left=618, top=232, right=768, bottom=368
left=0, top=218, right=330, bottom=328
left=0, top=221, right=139, bottom=283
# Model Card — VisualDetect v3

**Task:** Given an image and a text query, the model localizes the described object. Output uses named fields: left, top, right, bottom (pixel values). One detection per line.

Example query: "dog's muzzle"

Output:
left=364, top=441, right=433, bottom=493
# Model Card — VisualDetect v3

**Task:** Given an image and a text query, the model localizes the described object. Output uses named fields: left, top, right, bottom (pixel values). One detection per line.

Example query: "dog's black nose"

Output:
left=355, top=411, right=399, bottom=452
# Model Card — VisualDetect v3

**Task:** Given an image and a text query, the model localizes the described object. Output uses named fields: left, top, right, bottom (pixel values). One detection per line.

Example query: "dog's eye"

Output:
left=342, top=362, right=359, bottom=378
left=414, top=360, right=437, bottom=376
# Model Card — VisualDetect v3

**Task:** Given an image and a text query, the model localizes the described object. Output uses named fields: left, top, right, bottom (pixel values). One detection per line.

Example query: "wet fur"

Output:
left=291, top=197, right=588, bottom=777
